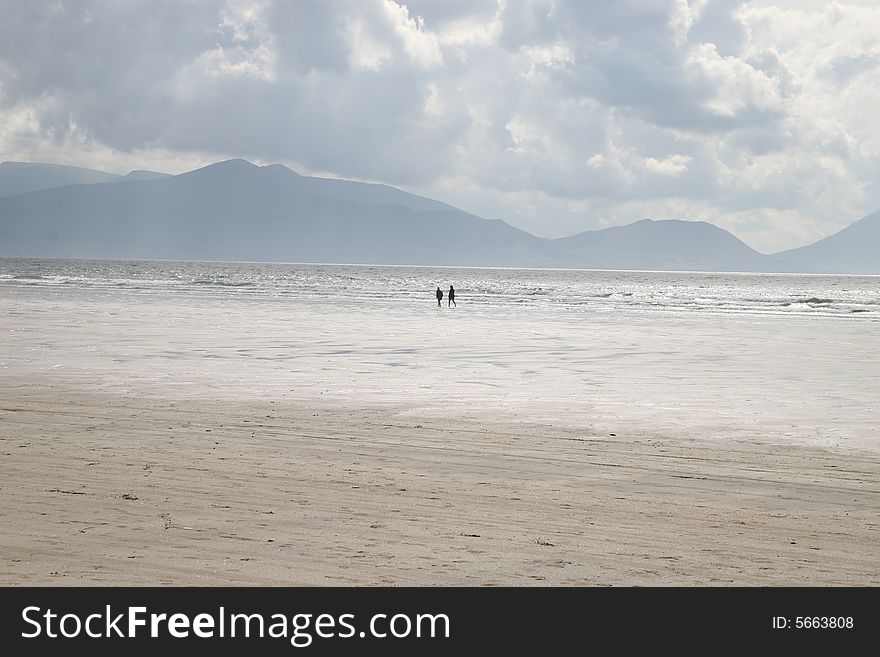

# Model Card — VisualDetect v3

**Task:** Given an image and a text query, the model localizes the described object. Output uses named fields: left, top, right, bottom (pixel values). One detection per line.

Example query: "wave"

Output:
left=2, top=259, right=877, bottom=321
left=189, top=279, right=256, bottom=287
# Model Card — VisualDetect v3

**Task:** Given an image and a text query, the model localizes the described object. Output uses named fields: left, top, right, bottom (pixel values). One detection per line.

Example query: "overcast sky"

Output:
left=1, top=1, right=878, bottom=252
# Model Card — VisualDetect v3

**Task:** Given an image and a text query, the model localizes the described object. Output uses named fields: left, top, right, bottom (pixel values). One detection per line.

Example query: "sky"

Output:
left=1, top=1, right=878, bottom=253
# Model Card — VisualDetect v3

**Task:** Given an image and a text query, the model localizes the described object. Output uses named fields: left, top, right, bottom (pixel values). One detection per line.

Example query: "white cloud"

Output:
left=345, top=17, right=393, bottom=71
left=382, top=0, right=444, bottom=69
left=643, top=154, right=692, bottom=176
left=196, top=0, right=276, bottom=80
left=0, top=0, right=878, bottom=252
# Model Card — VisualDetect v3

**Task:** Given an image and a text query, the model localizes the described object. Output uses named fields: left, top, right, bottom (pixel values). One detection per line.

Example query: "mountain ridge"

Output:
left=0, top=159, right=875, bottom=273
left=0, top=161, right=119, bottom=198
left=773, top=209, right=880, bottom=274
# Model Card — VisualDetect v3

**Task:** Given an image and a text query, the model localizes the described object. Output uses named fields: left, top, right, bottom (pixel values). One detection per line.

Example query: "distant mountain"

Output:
left=0, top=161, right=118, bottom=197
left=553, top=219, right=776, bottom=272
left=0, top=159, right=559, bottom=266
left=112, top=170, right=171, bottom=182
left=773, top=210, right=880, bottom=274
left=0, top=158, right=875, bottom=273
left=291, top=169, right=452, bottom=212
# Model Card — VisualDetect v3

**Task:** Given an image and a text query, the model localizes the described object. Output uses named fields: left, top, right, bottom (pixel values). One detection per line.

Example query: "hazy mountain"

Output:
left=554, top=219, right=777, bottom=272
left=295, top=171, right=452, bottom=212
left=112, top=170, right=171, bottom=182
left=772, top=210, right=880, bottom=274
left=0, top=161, right=119, bottom=197
left=0, top=159, right=559, bottom=266
left=0, top=158, right=874, bottom=273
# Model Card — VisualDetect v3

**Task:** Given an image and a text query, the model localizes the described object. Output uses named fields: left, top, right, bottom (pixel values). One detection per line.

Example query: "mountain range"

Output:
left=0, top=159, right=876, bottom=274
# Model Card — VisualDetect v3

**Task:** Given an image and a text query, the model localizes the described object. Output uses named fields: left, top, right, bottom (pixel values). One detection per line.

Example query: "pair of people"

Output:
left=436, top=285, right=456, bottom=307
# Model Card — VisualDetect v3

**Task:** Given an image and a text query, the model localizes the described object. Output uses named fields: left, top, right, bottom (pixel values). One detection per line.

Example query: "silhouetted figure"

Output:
left=448, top=285, right=456, bottom=307
left=436, top=287, right=443, bottom=307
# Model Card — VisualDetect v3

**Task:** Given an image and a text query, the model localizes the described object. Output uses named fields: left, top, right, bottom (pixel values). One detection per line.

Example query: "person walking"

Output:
left=448, top=285, right=456, bottom=307
left=436, top=287, right=443, bottom=307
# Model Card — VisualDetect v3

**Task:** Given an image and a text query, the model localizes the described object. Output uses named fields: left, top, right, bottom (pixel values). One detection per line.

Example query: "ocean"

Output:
left=2, top=257, right=878, bottom=317
left=2, top=257, right=878, bottom=451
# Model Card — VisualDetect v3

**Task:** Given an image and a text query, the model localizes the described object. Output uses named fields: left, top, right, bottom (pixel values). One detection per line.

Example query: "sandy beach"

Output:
left=1, top=266, right=878, bottom=586
left=2, top=386, right=878, bottom=586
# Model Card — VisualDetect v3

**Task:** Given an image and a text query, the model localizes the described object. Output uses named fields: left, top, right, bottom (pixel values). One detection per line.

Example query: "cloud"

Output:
left=0, top=0, right=878, bottom=252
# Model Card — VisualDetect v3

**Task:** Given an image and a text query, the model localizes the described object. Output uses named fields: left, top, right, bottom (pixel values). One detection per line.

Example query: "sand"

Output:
left=2, top=385, right=878, bottom=586
left=1, top=275, right=878, bottom=586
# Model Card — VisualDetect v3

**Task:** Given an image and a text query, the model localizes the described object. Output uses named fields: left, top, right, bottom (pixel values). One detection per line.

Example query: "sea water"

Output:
left=1, top=258, right=877, bottom=450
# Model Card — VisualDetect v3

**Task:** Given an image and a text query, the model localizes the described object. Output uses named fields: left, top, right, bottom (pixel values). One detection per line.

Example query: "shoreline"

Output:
left=2, top=386, right=878, bottom=586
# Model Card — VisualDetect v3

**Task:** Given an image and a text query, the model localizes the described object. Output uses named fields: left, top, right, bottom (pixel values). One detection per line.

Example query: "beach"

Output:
left=1, top=261, right=878, bottom=585
left=3, top=388, right=878, bottom=585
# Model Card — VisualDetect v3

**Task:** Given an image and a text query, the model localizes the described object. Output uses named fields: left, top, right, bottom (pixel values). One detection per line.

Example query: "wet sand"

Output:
left=2, top=386, right=878, bottom=586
